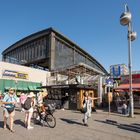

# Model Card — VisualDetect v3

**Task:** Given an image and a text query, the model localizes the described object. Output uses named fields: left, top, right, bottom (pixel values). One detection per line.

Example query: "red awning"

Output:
left=114, top=83, right=140, bottom=92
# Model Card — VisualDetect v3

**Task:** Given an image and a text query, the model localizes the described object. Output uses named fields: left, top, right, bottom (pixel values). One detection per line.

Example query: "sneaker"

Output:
left=27, top=126, right=34, bottom=130
left=10, top=129, right=15, bottom=133
left=84, top=124, right=88, bottom=127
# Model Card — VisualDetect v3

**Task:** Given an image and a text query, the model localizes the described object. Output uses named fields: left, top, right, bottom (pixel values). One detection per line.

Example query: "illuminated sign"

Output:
left=3, top=70, right=28, bottom=79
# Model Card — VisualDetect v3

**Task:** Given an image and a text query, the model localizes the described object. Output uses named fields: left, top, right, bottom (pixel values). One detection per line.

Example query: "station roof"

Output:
left=2, top=27, right=108, bottom=75
left=51, top=63, right=105, bottom=79
left=40, top=84, right=96, bottom=90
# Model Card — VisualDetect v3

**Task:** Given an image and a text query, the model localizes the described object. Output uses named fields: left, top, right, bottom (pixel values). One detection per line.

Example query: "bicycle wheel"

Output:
left=45, top=114, right=56, bottom=128
left=32, top=111, right=40, bottom=124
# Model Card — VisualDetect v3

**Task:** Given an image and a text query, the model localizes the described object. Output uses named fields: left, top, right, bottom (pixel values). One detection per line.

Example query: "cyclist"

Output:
left=37, top=90, right=48, bottom=115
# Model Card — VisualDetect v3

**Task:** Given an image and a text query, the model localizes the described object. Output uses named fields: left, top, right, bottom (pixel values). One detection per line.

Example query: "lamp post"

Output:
left=120, top=4, right=137, bottom=117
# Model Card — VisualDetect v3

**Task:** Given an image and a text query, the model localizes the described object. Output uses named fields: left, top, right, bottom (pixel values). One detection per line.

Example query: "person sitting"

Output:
left=37, top=90, right=48, bottom=115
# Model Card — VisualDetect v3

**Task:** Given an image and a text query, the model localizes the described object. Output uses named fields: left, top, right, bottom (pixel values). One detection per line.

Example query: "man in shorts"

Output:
left=2, top=87, right=17, bottom=132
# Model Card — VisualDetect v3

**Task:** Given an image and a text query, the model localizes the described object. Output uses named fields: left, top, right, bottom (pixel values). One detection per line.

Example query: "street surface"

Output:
left=0, top=107, right=140, bottom=140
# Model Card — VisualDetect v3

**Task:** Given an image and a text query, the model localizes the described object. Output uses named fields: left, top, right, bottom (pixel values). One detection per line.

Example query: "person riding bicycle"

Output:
left=37, top=90, right=48, bottom=115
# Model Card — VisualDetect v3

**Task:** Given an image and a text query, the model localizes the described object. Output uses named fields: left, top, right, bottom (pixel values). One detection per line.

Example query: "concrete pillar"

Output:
left=98, top=76, right=103, bottom=105
left=49, top=32, right=56, bottom=70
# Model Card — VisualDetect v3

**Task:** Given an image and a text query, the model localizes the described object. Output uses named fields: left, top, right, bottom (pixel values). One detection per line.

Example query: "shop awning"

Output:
left=5, top=87, right=11, bottom=90
left=28, top=86, right=34, bottom=91
left=23, top=87, right=28, bottom=90
left=114, top=83, right=140, bottom=92
left=17, top=87, right=23, bottom=91
left=33, top=86, right=40, bottom=91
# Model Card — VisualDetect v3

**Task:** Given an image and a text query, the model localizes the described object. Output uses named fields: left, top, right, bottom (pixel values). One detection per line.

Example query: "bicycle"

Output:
left=32, top=104, right=56, bottom=128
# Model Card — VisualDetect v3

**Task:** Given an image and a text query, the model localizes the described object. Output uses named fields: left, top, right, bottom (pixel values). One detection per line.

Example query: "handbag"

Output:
left=81, top=101, right=87, bottom=113
left=6, top=107, right=15, bottom=113
left=81, top=107, right=87, bottom=113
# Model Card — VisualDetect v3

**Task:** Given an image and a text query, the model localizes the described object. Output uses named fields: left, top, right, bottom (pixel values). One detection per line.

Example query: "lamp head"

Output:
left=130, top=31, right=137, bottom=41
left=120, top=12, right=131, bottom=26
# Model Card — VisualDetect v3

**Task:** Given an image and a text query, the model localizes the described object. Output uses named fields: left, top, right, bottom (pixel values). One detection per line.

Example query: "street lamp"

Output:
left=120, top=4, right=137, bottom=117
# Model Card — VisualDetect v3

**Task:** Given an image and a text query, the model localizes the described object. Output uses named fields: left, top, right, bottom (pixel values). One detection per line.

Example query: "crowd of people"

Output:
left=0, top=87, right=94, bottom=133
left=0, top=87, right=49, bottom=132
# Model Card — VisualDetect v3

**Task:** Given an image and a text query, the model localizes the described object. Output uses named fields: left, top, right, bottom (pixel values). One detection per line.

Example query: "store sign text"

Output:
left=3, top=70, right=28, bottom=79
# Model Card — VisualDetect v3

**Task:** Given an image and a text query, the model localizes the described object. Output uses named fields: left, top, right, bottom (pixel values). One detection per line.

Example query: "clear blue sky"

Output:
left=0, top=0, right=140, bottom=72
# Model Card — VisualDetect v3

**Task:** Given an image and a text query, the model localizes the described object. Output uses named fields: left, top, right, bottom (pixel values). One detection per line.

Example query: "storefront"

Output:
left=114, top=73, right=140, bottom=113
left=42, top=84, right=96, bottom=110
left=0, top=61, right=50, bottom=95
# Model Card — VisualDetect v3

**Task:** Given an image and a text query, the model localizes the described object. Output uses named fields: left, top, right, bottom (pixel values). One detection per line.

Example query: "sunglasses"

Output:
left=9, top=89, right=14, bottom=91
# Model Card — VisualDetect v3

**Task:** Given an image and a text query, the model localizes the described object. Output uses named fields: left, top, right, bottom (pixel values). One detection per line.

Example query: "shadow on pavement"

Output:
left=95, top=119, right=140, bottom=133
left=0, top=121, right=3, bottom=128
left=14, top=119, right=25, bottom=128
left=60, top=118, right=83, bottom=126
left=0, top=121, right=10, bottom=130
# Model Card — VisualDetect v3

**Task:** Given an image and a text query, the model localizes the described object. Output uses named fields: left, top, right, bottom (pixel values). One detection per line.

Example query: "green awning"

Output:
left=5, top=87, right=17, bottom=90
left=5, top=87, right=11, bottom=90
left=23, top=87, right=28, bottom=90
left=33, top=87, right=40, bottom=91
left=17, top=87, right=23, bottom=90
left=28, top=86, right=34, bottom=91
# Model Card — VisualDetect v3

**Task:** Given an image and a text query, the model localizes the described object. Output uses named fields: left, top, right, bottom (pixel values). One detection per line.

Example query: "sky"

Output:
left=0, top=0, right=140, bottom=72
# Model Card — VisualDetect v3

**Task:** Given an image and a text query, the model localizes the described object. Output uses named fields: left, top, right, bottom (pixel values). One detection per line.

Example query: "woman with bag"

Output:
left=24, top=92, right=36, bottom=130
left=82, top=92, right=92, bottom=126
left=2, top=87, right=17, bottom=132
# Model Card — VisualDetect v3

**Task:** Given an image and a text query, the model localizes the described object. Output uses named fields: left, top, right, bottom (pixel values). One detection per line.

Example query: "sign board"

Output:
left=3, top=70, right=28, bottom=80
left=110, top=65, right=121, bottom=78
left=121, top=74, right=140, bottom=84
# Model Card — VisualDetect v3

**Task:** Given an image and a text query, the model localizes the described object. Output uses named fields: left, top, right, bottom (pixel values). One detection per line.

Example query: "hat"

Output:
left=28, top=92, right=35, bottom=98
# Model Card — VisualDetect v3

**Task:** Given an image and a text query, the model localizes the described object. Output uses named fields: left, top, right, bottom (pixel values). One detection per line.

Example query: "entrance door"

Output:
left=69, top=89, right=77, bottom=110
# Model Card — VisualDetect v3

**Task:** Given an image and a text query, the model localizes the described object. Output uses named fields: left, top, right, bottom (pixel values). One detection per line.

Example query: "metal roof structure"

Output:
left=2, top=27, right=108, bottom=75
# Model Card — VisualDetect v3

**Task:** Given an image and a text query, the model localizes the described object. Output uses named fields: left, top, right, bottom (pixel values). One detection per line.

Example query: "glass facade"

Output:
left=55, top=39, right=74, bottom=69
left=54, top=39, right=102, bottom=71
left=4, top=36, right=48, bottom=64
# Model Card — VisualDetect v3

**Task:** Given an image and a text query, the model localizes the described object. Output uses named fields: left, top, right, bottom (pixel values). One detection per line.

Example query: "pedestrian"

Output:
left=122, top=101, right=128, bottom=115
left=2, top=87, right=17, bottom=132
left=19, top=93, right=27, bottom=112
left=61, top=93, right=69, bottom=110
left=82, top=92, right=92, bottom=126
left=24, top=92, right=35, bottom=130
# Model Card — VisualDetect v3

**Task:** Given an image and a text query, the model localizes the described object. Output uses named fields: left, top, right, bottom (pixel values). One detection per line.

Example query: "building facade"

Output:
left=2, top=27, right=108, bottom=75
left=0, top=61, right=50, bottom=93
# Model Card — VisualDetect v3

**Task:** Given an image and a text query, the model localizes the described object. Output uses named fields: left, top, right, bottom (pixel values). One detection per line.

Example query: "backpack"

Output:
left=23, top=97, right=32, bottom=110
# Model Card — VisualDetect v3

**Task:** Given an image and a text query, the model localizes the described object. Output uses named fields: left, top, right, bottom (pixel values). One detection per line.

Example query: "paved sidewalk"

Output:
left=0, top=107, right=140, bottom=140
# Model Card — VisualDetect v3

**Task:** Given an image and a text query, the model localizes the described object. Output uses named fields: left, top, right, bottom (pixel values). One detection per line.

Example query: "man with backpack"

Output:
left=24, top=92, right=35, bottom=130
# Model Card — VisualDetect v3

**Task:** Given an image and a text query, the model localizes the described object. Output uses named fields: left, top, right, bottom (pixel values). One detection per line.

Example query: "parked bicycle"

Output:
left=32, top=103, right=56, bottom=128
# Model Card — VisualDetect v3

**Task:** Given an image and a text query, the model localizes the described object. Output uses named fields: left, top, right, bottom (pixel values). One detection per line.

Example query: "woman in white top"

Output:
left=82, top=92, right=92, bottom=126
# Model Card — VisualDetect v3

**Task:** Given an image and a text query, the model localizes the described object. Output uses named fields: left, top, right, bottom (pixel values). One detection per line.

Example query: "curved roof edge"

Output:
left=2, top=27, right=108, bottom=75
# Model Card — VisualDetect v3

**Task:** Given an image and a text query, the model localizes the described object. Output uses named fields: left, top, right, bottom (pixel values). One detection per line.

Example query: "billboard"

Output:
left=2, top=70, right=28, bottom=80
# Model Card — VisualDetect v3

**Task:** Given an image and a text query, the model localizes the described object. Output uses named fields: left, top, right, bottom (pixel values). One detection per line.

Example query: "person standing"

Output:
left=24, top=92, right=35, bottom=130
left=2, top=88, right=17, bottom=132
left=19, top=93, right=27, bottom=112
left=82, top=92, right=92, bottom=126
